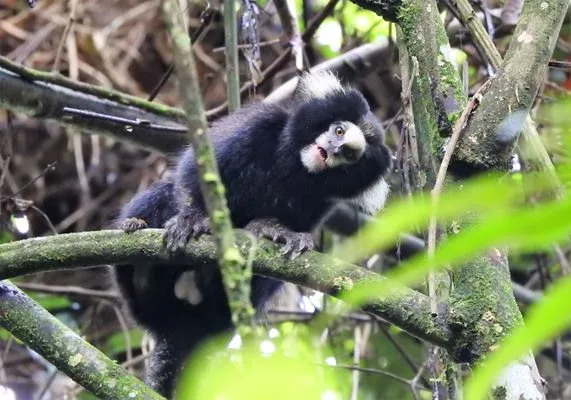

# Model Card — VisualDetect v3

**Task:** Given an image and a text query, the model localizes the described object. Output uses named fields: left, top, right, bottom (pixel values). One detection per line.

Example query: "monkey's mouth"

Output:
left=317, top=146, right=328, bottom=161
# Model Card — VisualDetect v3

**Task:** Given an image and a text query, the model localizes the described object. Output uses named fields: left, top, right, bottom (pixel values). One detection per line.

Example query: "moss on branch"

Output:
left=0, top=56, right=189, bottom=153
left=454, top=0, right=570, bottom=170
left=0, top=280, right=164, bottom=400
left=0, top=229, right=452, bottom=349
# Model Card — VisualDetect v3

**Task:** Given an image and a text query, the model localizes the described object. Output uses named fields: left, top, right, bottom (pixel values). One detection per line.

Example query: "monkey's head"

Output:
left=287, top=71, right=391, bottom=181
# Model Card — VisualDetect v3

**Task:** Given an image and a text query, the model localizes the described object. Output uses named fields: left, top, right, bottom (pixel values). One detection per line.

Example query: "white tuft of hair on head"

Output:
left=297, top=70, right=345, bottom=100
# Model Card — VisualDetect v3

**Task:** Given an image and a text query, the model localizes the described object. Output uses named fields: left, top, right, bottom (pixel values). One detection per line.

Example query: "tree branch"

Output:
left=453, top=0, right=570, bottom=171
left=0, top=229, right=452, bottom=349
left=0, top=56, right=189, bottom=153
left=223, top=0, right=240, bottom=112
left=453, top=0, right=564, bottom=199
left=343, top=0, right=557, bottom=397
left=0, top=280, right=164, bottom=400
left=161, top=0, right=254, bottom=328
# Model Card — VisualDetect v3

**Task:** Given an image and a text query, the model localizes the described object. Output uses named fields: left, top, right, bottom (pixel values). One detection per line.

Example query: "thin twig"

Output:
left=16, top=282, right=121, bottom=301
left=427, top=79, right=493, bottom=309
left=148, top=7, right=216, bottom=101
left=206, top=0, right=340, bottom=118
left=274, top=0, right=304, bottom=71
left=224, top=0, right=240, bottom=111
left=0, top=162, right=57, bottom=203
left=350, top=325, right=362, bottom=400
left=51, top=0, right=79, bottom=73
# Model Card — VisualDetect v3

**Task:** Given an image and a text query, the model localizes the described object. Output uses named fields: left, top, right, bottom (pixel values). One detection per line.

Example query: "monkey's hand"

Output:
left=163, top=211, right=210, bottom=254
left=119, top=218, right=148, bottom=233
left=245, top=218, right=314, bottom=259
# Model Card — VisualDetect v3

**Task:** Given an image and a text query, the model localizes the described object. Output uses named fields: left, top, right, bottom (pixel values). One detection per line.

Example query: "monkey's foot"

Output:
left=245, top=218, right=314, bottom=259
left=163, top=214, right=210, bottom=253
left=120, top=218, right=148, bottom=233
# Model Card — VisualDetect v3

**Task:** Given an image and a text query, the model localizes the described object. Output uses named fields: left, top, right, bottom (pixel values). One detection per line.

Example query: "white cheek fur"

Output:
left=347, top=177, right=390, bottom=216
left=300, top=145, right=325, bottom=173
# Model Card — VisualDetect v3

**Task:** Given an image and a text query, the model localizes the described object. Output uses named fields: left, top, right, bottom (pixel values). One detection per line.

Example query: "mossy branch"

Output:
left=350, top=0, right=467, bottom=177
left=452, top=0, right=566, bottom=199
left=345, top=0, right=551, bottom=397
left=0, top=56, right=188, bottom=153
left=0, top=229, right=452, bottom=349
left=453, top=0, right=569, bottom=171
left=161, top=0, right=254, bottom=329
left=0, top=280, right=164, bottom=400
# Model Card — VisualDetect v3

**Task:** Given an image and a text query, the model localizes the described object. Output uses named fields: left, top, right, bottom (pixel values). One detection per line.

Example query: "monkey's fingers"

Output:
left=287, top=233, right=314, bottom=260
left=119, top=218, right=148, bottom=233
left=163, top=215, right=212, bottom=253
left=163, top=217, right=192, bottom=253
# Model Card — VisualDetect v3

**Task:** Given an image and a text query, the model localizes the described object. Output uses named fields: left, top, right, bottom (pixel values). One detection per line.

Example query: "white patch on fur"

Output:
left=347, top=177, right=390, bottom=215
left=300, top=144, right=325, bottom=173
left=298, top=71, right=345, bottom=100
left=300, top=123, right=367, bottom=173
left=174, top=271, right=203, bottom=305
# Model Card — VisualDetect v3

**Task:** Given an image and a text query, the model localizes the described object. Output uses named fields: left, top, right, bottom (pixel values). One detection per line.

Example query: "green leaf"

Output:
left=176, top=334, right=340, bottom=400
left=102, top=329, right=144, bottom=357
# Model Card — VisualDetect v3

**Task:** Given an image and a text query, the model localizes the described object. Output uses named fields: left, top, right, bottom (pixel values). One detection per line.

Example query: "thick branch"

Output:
left=0, top=229, right=452, bottom=349
left=453, top=0, right=563, bottom=198
left=344, top=0, right=549, bottom=397
left=0, top=56, right=188, bottom=153
left=453, top=0, right=570, bottom=170
left=0, top=280, right=164, bottom=400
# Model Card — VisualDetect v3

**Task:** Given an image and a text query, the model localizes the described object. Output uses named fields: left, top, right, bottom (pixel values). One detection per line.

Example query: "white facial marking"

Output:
left=298, top=71, right=345, bottom=100
left=300, top=122, right=368, bottom=173
left=347, top=177, right=390, bottom=215
left=174, top=271, right=203, bottom=305
left=300, top=144, right=326, bottom=173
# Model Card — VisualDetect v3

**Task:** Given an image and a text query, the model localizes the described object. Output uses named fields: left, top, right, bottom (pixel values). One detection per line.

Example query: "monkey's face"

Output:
left=300, top=121, right=367, bottom=173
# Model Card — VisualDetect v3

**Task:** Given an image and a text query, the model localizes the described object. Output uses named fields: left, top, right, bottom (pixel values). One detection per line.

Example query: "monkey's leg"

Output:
left=245, top=218, right=314, bottom=258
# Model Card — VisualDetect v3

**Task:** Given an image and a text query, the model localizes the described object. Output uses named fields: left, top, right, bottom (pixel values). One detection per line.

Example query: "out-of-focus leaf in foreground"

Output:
left=175, top=332, right=340, bottom=399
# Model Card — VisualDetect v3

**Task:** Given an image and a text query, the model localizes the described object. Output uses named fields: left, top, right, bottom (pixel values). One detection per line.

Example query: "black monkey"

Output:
left=113, top=71, right=392, bottom=397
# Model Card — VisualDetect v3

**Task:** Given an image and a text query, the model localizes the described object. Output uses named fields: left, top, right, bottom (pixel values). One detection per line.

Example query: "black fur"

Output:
left=113, top=77, right=391, bottom=397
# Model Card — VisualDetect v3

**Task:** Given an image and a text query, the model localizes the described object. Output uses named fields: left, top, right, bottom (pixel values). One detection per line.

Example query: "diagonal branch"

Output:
left=0, top=280, right=165, bottom=400
left=0, top=56, right=189, bottom=153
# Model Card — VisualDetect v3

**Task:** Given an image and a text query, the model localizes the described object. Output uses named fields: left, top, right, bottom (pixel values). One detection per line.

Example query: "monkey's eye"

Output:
left=335, top=126, right=344, bottom=136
